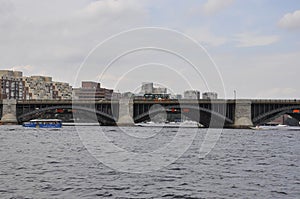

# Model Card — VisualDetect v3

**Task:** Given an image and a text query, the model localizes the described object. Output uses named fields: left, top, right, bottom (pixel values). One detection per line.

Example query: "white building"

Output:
left=141, top=82, right=153, bottom=94
left=153, top=87, right=167, bottom=94
left=202, top=92, right=218, bottom=99
left=184, top=90, right=200, bottom=99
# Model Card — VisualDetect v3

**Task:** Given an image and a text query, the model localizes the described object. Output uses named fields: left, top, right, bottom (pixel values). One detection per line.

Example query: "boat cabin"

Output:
left=23, top=119, right=62, bottom=128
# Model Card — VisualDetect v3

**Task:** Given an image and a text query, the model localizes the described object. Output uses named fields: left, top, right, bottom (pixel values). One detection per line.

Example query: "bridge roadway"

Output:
left=0, top=99, right=300, bottom=128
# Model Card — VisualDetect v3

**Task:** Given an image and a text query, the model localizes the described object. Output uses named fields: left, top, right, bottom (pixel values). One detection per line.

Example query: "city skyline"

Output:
left=0, top=0, right=299, bottom=98
left=0, top=69, right=218, bottom=100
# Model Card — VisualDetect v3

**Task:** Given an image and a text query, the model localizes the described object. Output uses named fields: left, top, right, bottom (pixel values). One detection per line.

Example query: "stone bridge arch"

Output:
left=17, top=105, right=116, bottom=124
left=252, top=105, right=300, bottom=125
left=134, top=105, right=233, bottom=127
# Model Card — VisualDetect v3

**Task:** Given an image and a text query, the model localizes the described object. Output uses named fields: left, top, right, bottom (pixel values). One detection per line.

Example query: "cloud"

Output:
left=216, top=51, right=300, bottom=98
left=202, top=0, right=235, bottom=15
left=10, top=65, right=34, bottom=71
left=234, top=32, right=279, bottom=47
left=79, top=0, right=147, bottom=20
left=278, top=10, right=300, bottom=30
left=256, top=88, right=298, bottom=99
left=185, top=28, right=227, bottom=46
left=0, top=0, right=14, bottom=16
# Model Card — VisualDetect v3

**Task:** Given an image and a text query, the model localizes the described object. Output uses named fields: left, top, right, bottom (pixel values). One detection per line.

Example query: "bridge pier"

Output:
left=117, top=98, right=134, bottom=126
left=233, top=100, right=253, bottom=129
left=1, top=99, right=18, bottom=125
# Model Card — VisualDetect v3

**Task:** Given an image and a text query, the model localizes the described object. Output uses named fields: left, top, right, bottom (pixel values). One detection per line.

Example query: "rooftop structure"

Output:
left=73, top=81, right=113, bottom=100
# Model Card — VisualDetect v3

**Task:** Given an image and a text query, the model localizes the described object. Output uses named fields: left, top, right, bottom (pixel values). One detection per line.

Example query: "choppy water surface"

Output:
left=0, top=126, right=299, bottom=198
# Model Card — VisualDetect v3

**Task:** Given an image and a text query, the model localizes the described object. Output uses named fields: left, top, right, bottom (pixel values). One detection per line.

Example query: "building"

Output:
left=0, top=70, right=73, bottom=100
left=169, top=94, right=182, bottom=99
left=140, top=82, right=168, bottom=95
left=52, top=82, right=72, bottom=100
left=153, top=87, right=167, bottom=94
left=0, top=70, right=24, bottom=100
left=175, top=94, right=182, bottom=99
left=184, top=90, right=200, bottom=99
left=111, top=92, right=121, bottom=100
left=73, top=81, right=113, bottom=100
left=202, top=92, right=218, bottom=100
left=140, top=82, right=153, bottom=94
left=121, top=92, right=135, bottom=99
left=23, top=76, right=53, bottom=100
left=23, top=76, right=72, bottom=100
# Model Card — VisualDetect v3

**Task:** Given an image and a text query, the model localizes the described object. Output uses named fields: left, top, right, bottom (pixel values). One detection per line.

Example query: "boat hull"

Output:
left=23, top=123, right=62, bottom=128
left=135, top=121, right=201, bottom=128
left=23, top=119, right=62, bottom=128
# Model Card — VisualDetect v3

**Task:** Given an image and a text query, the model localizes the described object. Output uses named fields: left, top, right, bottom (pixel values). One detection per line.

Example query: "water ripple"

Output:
left=0, top=126, right=299, bottom=198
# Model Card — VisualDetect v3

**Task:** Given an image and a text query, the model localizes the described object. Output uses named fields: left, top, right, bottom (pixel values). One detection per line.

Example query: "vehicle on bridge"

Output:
left=143, top=94, right=170, bottom=100
left=23, top=119, right=62, bottom=129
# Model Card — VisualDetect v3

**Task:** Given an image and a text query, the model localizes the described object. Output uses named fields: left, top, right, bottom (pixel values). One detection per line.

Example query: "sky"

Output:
left=0, top=0, right=300, bottom=99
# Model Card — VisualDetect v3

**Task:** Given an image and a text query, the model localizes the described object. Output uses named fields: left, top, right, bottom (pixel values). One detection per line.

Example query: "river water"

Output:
left=0, top=125, right=299, bottom=198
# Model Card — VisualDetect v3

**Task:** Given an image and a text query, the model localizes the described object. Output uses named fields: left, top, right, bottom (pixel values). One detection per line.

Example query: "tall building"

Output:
left=202, top=92, right=218, bottom=100
left=141, top=82, right=153, bottom=94
left=184, top=90, right=200, bottom=99
left=73, top=81, right=113, bottom=100
left=0, top=70, right=24, bottom=100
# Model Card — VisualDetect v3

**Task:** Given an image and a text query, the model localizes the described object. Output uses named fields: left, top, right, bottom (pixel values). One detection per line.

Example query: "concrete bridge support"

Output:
left=1, top=99, right=18, bottom=125
left=233, top=100, right=253, bottom=128
left=117, top=98, right=134, bottom=126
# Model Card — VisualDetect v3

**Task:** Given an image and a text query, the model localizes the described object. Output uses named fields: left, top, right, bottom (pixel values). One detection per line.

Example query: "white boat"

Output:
left=286, top=126, right=300, bottom=131
left=251, top=124, right=288, bottom=130
left=135, top=120, right=202, bottom=128
left=62, top=122, right=100, bottom=126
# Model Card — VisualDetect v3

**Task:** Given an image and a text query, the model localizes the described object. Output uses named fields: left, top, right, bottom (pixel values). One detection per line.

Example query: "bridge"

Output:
left=1, top=99, right=300, bottom=128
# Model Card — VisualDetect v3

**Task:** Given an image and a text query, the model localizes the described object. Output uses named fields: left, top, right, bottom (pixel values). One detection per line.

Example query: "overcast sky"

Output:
left=0, top=0, right=300, bottom=99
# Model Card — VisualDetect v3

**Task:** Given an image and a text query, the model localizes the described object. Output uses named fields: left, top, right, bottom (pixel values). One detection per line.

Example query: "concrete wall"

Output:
left=117, top=98, right=134, bottom=126
left=1, top=99, right=17, bottom=124
left=233, top=100, right=253, bottom=128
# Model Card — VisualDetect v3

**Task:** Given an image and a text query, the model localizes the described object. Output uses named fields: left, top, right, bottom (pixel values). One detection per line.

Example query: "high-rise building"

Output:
left=184, top=90, right=200, bottom=99
left=0, top=70, right=24, bottom=100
